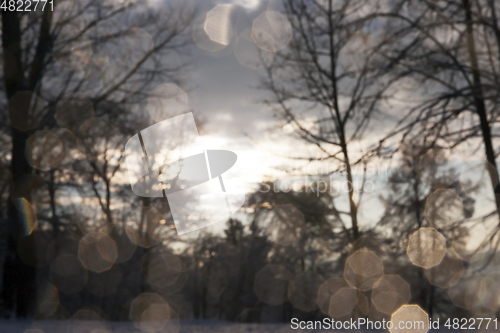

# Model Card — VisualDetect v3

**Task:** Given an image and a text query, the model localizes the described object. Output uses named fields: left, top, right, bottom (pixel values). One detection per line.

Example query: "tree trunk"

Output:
left=342, top=144, right=360, bottom=242
left=463, top=0, right=500, bottom=221
left=2, top=7, right=52, bottom=318
left=1, top=10, right=38, bottom=318
left=48, top=170, right=59, bottom=236
left=327, top=0, right=360, bottom=242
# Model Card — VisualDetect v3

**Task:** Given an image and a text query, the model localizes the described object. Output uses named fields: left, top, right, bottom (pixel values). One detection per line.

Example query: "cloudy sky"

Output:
left=139, top=0, right=498, bottom=244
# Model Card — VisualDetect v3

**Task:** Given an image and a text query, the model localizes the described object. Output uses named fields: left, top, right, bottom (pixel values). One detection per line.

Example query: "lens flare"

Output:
left=316, top=277, right=350, bottom=315
left=407, top=227, right=446, bottom=268
left=254, top=265, right=292, bottom=305
left=390, top=304, right=429, bottom=333
left=15, top=198, right=37, bottom=236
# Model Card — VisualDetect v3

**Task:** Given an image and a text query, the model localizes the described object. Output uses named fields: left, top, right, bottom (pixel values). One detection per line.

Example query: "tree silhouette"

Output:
left=1, top=0, right=193, bottom=317
left=259, top=0, right=395, bottom=242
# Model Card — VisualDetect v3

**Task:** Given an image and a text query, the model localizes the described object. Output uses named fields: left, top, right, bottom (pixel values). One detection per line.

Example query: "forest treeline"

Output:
left=0, top=0, right=499, bottom=326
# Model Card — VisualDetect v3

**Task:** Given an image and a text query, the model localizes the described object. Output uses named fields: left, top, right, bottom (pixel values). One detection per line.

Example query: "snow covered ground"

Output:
left=0, top=320, right=365, bottom=333
left=0, top=320, right=486, bottom=332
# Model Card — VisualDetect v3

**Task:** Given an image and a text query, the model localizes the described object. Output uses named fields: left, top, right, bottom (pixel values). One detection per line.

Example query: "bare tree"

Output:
left=1, top=0, right=193, bottom=317
left=377, top=145, right=476, bottom=316
left=260, top=0, right=394, bottom=242
left=377, top=0, right=500, bottom=217
left=368, top=0, right=500, bottom=264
